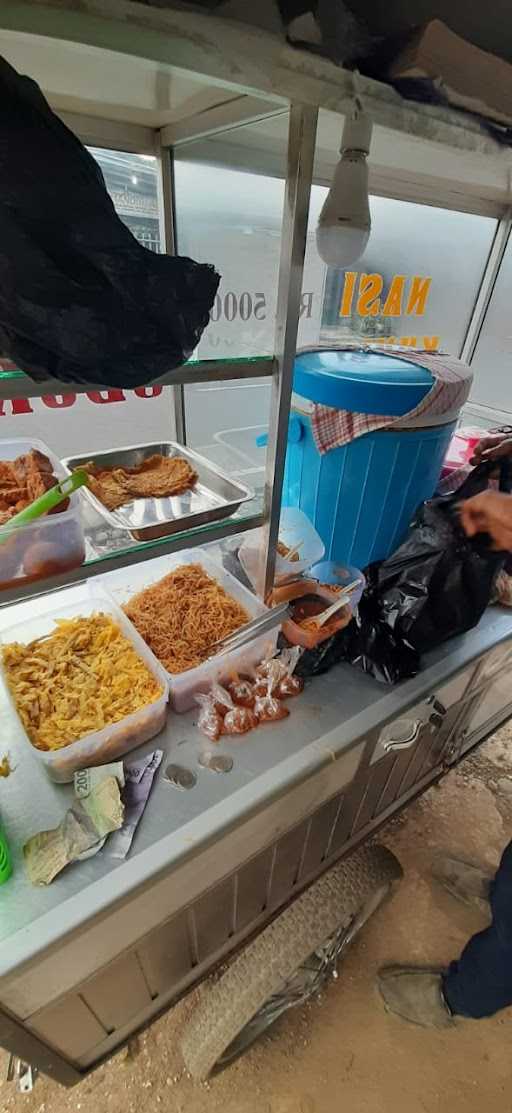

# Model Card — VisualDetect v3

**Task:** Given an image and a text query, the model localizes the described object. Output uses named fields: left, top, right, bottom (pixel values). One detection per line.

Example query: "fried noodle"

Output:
left=123, top=563, right=249, bottom=674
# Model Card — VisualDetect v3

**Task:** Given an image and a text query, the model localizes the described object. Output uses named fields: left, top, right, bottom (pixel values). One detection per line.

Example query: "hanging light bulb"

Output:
left=316, top=100, right=372, bottom=267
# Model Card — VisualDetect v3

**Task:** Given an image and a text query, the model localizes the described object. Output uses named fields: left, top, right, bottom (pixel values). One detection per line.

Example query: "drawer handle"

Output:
left=382, top=721, right=422, bottom=753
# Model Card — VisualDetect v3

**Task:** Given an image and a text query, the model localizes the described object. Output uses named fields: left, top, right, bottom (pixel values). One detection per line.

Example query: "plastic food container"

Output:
left=310, top=562, right=365, bottom=609
left=282, top=583, right=354, bottom=649
left=0, top=593, right=168, bottom=782
left=440, top=426, right=486, bottom=479
left=239, top=507, right=325, bottom=589
left=99, top=549, right=279, bottom=712
left=0, top=438, right=85, bottom=591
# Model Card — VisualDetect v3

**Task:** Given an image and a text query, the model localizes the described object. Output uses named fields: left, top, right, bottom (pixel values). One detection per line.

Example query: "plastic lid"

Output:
left=293, top=350, right=433, bottom=416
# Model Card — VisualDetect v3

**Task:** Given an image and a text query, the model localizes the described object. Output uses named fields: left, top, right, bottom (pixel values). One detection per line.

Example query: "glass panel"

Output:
left=469, top=233, right=512, bottom=417
left=173, top=160, right=285, bottom=360
left=184, top=376, right=270, bottom=507
left=174, top=159, right=496, bottom=362
left=300, top=194, right=496, bottom=355
left=174, top=159, right=280, bottom=465
left=88, top=147, right=161, bottom=251
left=174, top=154, right=496, bottom=453
left=80, top=496, right=263, bottom=568
left=0, top=514, right=264, bottom=607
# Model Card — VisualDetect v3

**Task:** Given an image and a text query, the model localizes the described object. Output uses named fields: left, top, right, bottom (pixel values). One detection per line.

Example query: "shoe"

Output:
left=431, top=855, right=492, bottom=914
left=377, top=966, right=453, bottom=1028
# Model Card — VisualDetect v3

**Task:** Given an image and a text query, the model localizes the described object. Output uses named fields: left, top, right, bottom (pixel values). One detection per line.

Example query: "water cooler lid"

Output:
left=293, top=350, right=433, bottom=416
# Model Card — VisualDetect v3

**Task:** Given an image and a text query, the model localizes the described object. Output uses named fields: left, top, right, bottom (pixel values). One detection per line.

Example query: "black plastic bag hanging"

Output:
left=0, top=57, right=220, bottom=388
left=373, top=459, right=512, bottom=655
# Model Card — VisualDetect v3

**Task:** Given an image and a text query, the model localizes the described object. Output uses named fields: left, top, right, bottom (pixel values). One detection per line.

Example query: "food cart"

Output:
left=1, top=0, right=512, bottom=1087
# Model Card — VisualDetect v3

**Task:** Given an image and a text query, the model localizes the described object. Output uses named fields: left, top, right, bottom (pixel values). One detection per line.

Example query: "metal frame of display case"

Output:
left=3, top=1, right=512, bottom=1090
left=0, top=101, right=318, bottom=602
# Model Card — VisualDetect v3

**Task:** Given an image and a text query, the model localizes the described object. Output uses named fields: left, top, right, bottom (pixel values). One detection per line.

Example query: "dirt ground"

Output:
left=2, top=726, right=512, bottom=1113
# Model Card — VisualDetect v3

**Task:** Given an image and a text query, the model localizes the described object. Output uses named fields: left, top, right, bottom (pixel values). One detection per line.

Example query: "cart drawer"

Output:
left=351, top=668, right=476, bottom=836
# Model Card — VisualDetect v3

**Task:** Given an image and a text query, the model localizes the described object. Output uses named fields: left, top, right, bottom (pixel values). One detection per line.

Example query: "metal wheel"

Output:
left=180, top=844, right=403, bottom=1080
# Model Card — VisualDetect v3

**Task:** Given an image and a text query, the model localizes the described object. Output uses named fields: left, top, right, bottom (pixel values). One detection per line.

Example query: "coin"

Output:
left=164, top=763, right=197, bottom=790
left=198, top=751, right=234, bottom=774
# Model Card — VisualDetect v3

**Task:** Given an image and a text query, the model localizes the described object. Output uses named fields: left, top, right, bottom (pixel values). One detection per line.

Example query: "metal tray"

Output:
left=62, top=442, right=254, bottom=541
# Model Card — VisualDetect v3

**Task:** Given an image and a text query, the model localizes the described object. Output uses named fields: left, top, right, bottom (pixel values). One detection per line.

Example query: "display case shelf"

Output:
left=0, top=356, right=275, bottom=401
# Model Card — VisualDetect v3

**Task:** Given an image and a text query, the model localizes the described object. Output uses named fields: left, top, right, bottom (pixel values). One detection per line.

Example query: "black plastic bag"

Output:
left=292, top=569, right=420, bottom=683
left=374, top=459, right=512, bottom=654
left=293, top=631, right=348, bottom=678
left=336, top=567, right=420, bottom=683
left=0, top=57, right=220, bottom=388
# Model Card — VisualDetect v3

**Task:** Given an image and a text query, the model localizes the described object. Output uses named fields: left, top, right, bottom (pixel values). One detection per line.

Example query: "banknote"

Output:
left=108, top=750, right=163, bottom=859
left=74, top=761, right=125, bottom=799
left=24, top=775, right=124, bottom=885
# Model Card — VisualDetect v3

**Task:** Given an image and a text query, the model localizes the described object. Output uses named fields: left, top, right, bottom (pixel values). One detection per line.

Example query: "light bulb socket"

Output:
left=340, top=108, right=372, bottom=156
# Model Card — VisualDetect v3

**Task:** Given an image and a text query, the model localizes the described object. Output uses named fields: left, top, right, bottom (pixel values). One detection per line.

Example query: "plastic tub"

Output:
left=0, top=592, right=168, bottom=782
left=281, top=582, right=353, bottom=649
left=282, top=350, right=462, bottom=568
left=239, top=508, right=325, bottom=589
left=0, top=438, right=85, bottom=591
left=214, top=425, right=268, bottom=470
left=99, top=549, right=279, bottom=712
left=310, top=562, right=365, bottom=608
left=440, top=425, right=486, bottom=479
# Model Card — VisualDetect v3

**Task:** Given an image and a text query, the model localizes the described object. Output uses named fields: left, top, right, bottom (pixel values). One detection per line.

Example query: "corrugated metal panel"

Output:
left=27, top=996, right=107, bottom=1064
left=137, top=912, right=193, bottom=998
left=81, top=954, right=152, bottom=1033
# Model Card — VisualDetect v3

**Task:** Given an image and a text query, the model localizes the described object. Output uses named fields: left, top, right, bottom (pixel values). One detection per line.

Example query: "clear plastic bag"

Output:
left=255, top=651, right=289, bottom=693
left=226, top=673, right=256, bottom=708
left=197, top=683, right=258, bottom=738
left=276, top=674, right=304, bottom=698
left=254, top=679, right=289, bottom=722
left=195, top=692, right=223, bottom=743
left=275, top=646, right=304, bottom=697
left=223, top=706, right=259, bottom=735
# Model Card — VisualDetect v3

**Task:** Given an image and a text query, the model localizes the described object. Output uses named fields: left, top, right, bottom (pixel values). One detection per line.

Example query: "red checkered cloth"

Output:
left=309, top=346, right=473, bottom=455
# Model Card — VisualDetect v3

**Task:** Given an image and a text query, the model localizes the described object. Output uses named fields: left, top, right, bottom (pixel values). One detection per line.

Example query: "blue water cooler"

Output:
left=282, top=349, right=459, bottom=569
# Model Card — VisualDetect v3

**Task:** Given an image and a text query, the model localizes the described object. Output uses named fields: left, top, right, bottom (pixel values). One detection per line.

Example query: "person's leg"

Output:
left=379, top=842, right=512, bottom=1026
left=443, top=840, right=512, bottom=1019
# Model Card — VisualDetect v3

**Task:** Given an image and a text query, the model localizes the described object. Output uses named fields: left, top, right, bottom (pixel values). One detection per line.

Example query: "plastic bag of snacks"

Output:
left=195, top=649, right=305, bottom=741
left=196, top=683, right=258, bottom=740
left=225, top=673, right=256, bottom=708
left=254, top=678, right=289, bottom=722
left=195, top=691, right=224, bottom=742
left=254, top=646, right=302, bottom=691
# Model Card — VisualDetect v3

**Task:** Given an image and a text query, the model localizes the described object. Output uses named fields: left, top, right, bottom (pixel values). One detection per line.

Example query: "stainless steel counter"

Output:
left=1, top=580, right=511, bottom=983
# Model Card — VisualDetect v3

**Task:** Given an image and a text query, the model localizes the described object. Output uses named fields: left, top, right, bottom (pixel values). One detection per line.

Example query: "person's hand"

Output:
left=459, top=490, right=512, bottom=550
left=470, top=435, right=512, bottom=466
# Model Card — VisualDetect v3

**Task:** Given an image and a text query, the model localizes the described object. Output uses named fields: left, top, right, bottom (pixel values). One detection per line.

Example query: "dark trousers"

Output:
left=443, top=840, right=512, bottom=1019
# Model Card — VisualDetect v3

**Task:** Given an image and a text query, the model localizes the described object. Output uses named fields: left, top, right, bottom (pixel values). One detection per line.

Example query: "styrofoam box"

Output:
left=99, top=549, right=279, bottom=712
left=0, top=591, right=169, bottom=783
left=0, top=437, right=85, bottom=589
